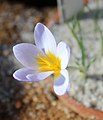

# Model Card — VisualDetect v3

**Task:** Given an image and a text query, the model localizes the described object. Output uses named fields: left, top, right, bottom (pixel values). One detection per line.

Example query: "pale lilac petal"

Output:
left=54, top=69, right=70, bottom=96
left=26, top=71, right=53, bottom=82
left=67, top=45, right=70, bottom=63
left=13, top=43, right=44, bottom=69
left=13, top=68, right=35, bottom=81
left=57, top=41, right=70, bottom=69
left=34, top=23, right=56, bottom=54
left=66, top=81, right=70, bottom=93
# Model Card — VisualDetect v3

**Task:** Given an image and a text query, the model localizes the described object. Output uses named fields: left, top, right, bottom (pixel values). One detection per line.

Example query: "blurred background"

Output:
left=0, top=0, right=101, bottom=120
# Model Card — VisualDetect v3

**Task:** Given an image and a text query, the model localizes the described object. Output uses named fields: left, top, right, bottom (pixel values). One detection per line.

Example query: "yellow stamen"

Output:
left=36, top=51, right=61, bottom=78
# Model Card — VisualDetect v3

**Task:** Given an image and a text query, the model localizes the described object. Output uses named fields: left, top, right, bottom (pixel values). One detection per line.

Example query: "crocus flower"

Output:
left=13, top=23, right=70, bottom=96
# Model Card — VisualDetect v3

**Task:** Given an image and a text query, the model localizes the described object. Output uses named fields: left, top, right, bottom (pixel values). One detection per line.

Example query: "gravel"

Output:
left=52, top=0, right=103, bottom=111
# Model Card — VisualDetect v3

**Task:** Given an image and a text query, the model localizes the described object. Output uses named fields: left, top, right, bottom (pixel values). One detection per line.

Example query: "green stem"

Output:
left=77, top=20, right=85, bottom=66
left=68, top=23, right=81, bottom=47
left=97, top=24, right=103, bottom=55
left=67, top=65, right=87, bottom=78
left=68, top=21, right=86, bottom=66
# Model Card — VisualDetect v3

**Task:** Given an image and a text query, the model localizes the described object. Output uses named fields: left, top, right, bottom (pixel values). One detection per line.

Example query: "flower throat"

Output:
left=36, top=51, right=61, bottom=78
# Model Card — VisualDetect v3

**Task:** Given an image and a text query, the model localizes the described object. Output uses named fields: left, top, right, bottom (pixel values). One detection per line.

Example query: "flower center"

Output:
left=36, top=51, right=61, bottom=78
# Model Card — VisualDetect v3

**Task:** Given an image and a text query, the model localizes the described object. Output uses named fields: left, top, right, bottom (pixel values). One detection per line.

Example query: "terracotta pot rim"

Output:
left=46, top=77, right=103, bottom=120
left=58, top=94, right=103, bottom=120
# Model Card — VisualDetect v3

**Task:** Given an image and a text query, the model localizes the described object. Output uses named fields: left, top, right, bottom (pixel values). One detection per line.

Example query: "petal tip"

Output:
left=13, top=71, right=20, bottom=81
left=35, top=23, right=44, bottom=30
left=13, top=44, right=23, bottom=54
left=36, top=22, right=43, bottom=26
left=54, top=89, right=66, bottom=96
left=13, top=45, right=17, bottom=54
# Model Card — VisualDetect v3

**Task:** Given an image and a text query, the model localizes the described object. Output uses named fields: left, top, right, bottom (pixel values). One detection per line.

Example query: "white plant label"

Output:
left=57, top=0, right=84, bottom=23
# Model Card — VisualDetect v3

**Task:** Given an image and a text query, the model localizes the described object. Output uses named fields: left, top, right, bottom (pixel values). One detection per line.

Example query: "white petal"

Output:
left=34, top=23, right=56, bottom=54
left=13, top=68, right=35, bottom=81
left=57, top=41, right=70, bottom=69
left=26, top=71, right=53, bottom=81
left=54, top=69, right=70, bottom=96
left=13, top=43, right=44, bottom=69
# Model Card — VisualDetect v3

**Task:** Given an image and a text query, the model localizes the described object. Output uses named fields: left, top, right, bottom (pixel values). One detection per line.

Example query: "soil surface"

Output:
left=0, top=1, right=96, bottom=120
